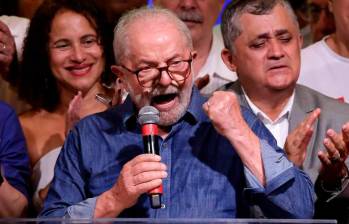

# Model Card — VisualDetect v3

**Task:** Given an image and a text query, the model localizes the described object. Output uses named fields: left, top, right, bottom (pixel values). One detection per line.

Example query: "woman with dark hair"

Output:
left=16, top=0, right=115, bottom=212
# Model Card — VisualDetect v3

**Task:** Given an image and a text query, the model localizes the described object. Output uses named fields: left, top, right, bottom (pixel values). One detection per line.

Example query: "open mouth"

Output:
left=152, top=93, right=178, bottom=105
left=151, top=93, right=179, bottom=111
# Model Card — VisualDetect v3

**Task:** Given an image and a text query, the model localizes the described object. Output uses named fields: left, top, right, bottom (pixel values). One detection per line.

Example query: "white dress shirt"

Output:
left=243, top=89, right=295, bottom=148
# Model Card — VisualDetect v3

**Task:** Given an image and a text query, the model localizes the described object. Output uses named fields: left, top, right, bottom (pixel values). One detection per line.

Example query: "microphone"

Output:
left=138, top=106, right=163, bottom=209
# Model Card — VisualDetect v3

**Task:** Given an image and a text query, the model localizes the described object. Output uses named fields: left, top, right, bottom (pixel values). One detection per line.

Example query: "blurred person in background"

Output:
left=288, top=0, right=312, bottom=47
left=308, top=0, right=335, bottom=42
left=154, top=0, right=237, bottom=96
left=299, top=0, right=349, bottom=102
left=16, top=0, right=115, bottom=213
left=0, top=1, right=31, bottom=113
left=94, top=0, right=147, bottom=29
left=16, top=0, right=44, bottom=19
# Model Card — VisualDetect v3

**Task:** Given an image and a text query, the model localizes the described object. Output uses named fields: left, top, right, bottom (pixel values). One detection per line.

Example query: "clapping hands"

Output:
left=318, top=123, right=349, bottom=185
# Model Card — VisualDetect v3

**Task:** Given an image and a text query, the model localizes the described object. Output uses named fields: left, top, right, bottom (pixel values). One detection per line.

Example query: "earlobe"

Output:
left=111, top=65, right=124, bottom=79
left=221, top=48, right=237, bottom=72
left=111, top=66, right=130, bottom=93
left=299, top=34, right=304, bottom=48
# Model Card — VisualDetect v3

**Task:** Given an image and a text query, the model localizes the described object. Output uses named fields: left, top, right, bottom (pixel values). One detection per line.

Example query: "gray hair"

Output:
left=113, top=6, right=193, bottom=64
left=221, top=0, right=300, bottom=53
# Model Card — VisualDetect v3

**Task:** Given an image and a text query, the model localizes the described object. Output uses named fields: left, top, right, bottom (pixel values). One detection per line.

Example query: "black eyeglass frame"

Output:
left=119, top=53, right=194, bottom=88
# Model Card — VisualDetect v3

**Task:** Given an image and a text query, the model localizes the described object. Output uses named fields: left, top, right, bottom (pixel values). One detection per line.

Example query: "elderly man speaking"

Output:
left=40, top=7, right=314, bottom=219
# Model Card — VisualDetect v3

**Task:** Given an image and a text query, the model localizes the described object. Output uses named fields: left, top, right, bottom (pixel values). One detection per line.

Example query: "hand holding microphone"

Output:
left=93, top=106, right=166, bottom=217
left=138, top=106, right=164, bottom=209
left=104, top=106, right=166, bottom=214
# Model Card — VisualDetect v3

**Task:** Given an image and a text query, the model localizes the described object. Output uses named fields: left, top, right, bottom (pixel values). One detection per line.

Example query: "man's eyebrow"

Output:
left=275, top=29, right=290, bottom=36
left=135, top=57, right=160, bottom=66
left=166, top=54, right=184, bottom=62
left=253, top=29, right=291, bottom=40
left=254, top=32, right=271, bottom=40
left=136, top=54, right=183, bottom=66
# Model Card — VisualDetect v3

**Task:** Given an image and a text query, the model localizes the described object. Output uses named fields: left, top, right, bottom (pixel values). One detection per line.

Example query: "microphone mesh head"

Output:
left=138, top=106, right=160, bottom=125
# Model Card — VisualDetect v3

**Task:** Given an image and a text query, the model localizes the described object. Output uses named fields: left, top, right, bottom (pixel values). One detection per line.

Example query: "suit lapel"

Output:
left=289, top=85, right=319, bottom=167
left=289, top=85, right=318, bottom=130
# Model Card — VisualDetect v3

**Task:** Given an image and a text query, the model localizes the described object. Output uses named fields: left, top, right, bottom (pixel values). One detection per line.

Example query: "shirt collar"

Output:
left=119, top=86, right=207, bottom=130
left=186, top=86, right=209, bottom=124
left=242, top=87, right=295, bottom=124
left=117, top=95, right=138, bottom=129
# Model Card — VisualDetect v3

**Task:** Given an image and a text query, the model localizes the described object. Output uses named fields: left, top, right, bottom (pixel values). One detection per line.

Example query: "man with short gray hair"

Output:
left=41, top=6, right=314, bottom=219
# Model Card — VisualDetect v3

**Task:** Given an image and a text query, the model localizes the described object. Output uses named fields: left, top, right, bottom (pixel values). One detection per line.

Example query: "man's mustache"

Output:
left=150, top=86, right=179, bottom=98
left=177, top=10, right=204, bottom=23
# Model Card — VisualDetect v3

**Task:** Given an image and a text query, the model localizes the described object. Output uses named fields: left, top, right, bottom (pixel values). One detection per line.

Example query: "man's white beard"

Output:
left=127, top=80, right=193, bottom=127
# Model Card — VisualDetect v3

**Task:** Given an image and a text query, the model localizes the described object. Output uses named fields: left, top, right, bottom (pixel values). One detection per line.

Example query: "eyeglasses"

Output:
left=120, top=53, right=193, bottom=88
left=309, top=3, right=332, bottom=23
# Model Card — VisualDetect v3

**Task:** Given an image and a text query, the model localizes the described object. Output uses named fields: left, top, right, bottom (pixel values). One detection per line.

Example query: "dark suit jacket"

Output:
left=220, top=81, right=349, bottom=222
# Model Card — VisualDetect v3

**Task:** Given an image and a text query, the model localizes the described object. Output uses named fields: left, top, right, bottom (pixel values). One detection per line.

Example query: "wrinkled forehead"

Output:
left=124, top=17, right=191, bottom=56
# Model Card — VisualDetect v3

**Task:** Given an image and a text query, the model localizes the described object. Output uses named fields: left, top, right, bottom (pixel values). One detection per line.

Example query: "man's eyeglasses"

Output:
left=120, top=53, right=193, bottom=88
